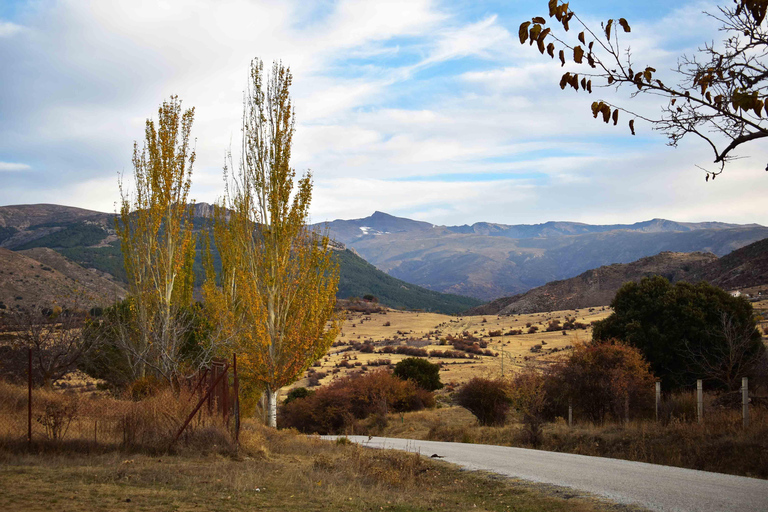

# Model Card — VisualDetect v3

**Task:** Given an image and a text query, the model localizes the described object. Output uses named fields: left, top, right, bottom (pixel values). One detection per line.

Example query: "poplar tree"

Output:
left=116, top=96, right=198, bottom=385
left=206, top=59, right=341, bottom=427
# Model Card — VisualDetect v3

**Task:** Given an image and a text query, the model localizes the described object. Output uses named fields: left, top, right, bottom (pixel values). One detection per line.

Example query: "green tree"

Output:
left=393, top=357, right=443, bottom=391
left=592, top=276, right=763, bottom=390
left=519, top=1, right=768, bottom=177
left=116, top=96, right=201, bottom=386
left=205, top=59, right=341, bottom=427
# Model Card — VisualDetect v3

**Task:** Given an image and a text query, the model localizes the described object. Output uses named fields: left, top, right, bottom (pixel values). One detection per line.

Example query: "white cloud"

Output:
left=0, top=21, right=25, bottom=38
left=0, top=0, right=763, bottom=231
left=0, top=162, right=31, bottom=171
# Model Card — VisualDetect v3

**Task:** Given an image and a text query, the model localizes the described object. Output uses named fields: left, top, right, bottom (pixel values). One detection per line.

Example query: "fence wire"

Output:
left=0, top=352, right=240, bottom=451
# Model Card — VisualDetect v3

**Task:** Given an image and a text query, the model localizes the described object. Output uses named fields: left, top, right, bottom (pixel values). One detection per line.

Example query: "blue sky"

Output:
left=0, top=0, right=765, bottom=226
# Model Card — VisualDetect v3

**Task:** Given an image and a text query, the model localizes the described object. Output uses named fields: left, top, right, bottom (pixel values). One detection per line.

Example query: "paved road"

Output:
left=325, top=436, right=768, bottom=512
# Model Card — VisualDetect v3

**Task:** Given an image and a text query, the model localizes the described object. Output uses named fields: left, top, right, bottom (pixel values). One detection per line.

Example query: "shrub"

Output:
left=280, top=369, right=434, bottom=434
left=527, top=326, right=539, bottom=334
left=454, top=378, right=511, bottom=426
left=393, top=357, right=443, bottom=391
left=544, top=341, right=655, bottom=423
left=509, top=368, right=548, bottom=446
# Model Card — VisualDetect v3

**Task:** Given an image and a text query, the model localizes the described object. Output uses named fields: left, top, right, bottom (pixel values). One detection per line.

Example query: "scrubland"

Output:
left=299, top=306, right=612, bottom=389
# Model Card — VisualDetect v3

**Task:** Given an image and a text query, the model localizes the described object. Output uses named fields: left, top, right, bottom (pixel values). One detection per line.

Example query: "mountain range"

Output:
left=3, top=203, right=768, bottom=313
left=0, top=204, right=480, bottom=314
left=314, top=212, right=768, bottom=300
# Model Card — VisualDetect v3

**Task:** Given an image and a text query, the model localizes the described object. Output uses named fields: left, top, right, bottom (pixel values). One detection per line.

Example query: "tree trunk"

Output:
left=266, top=387, right=278, bottom=427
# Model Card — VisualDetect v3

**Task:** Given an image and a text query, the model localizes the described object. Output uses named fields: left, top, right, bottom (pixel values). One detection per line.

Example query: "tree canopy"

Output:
left=592, top=276, right=764, bottom=390
left=115, top=97, right=202, bottom=385
left=519, top=0, right=768, bottom=178
left=205, top=59, right=341, bottom=427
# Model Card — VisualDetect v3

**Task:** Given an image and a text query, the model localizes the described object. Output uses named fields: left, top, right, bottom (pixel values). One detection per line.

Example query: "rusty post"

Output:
left=172, top=363, right=230, bottom=445
left=28, top=347, right=32, bottom=447
left=233, top=353, right=240, bottom=442
left=208, top=365, right=216, bottom=413
left=222, top=363, right=229, bottom=423
left=189, top=368, right=209, bottom=399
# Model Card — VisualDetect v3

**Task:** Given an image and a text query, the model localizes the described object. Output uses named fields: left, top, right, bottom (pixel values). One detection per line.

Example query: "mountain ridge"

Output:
left=465, top=239, right=768, bottom=316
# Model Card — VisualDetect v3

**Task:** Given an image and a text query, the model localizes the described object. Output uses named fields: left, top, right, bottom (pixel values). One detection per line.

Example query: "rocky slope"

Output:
left=465, top=252, right=718, bottom=315
left=0, top=248, right=126, bottom=310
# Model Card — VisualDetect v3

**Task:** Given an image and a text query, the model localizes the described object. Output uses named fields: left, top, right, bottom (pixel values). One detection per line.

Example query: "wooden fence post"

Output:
left=655, top=382, right=661, bottom=422
left=742, top=377, right=749, bottom=429
left=697, top=380, right=703, bottom=424
left=624, top=394, right=629, bottom=424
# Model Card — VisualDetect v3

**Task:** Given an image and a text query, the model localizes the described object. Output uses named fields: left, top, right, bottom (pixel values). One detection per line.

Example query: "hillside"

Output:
left=335, top=248, right=482, bottom=313
left=317, top=212, right=768, bottom=300
left=692, top=237, right=768, bottom=290
left=467, top=236, right=768, bottom=315
left=0, top=248, right=126, bottom=310
left=465, top=251, right=718, bottom=315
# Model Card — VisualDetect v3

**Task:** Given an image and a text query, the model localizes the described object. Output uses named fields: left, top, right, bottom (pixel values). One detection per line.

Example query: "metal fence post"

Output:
left=233, top=353, right=240, bottom=443
left=655, top=382, right=661, bottom=422
left=568, top=398, right=572, bottom=427
left=27, top=347, right=32, bottom=447
left=697, top=380, right=703, bottom=424
left=742, top=377, right=749, bottom=428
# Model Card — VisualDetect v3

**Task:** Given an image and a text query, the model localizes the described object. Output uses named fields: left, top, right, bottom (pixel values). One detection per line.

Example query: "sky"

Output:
left=0, top=0, right=765, bottom=227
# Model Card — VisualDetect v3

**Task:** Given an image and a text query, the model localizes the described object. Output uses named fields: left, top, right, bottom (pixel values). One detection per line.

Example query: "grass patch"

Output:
left=0, top=423, right=630, bottom=512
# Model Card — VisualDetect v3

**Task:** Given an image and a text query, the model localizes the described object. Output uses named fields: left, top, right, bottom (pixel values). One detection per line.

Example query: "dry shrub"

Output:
left=1, top=379, right=237, bottom=454
left=0, top=380, right=27, bottom=414
left=454, top=377, right=511, bottom=426
left=280, top=369, right=434, bottom=434
left=509, top=368, right=547, bottom=446
left=35, top=391, right=79, bottom=441
left=544, top=340, right=655, bottom=423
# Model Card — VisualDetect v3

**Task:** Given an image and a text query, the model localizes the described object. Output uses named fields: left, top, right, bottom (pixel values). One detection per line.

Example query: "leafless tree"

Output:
left=0, top=306, right=94, bottom=388
left=683, top=312, right=765, bottom=391
left=520, top=0, right=768, bottom=178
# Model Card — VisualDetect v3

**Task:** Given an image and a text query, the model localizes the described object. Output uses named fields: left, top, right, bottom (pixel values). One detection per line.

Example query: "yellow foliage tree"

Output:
left=205, top=59, right=341, bottom=427
left=116, top=96, right=198, bottom=385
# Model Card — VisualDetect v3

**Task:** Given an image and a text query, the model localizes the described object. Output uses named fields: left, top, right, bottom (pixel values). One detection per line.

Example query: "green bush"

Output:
left=393, top=357, right=443, bottom=391
left=283, top=387, right=314, bottom=405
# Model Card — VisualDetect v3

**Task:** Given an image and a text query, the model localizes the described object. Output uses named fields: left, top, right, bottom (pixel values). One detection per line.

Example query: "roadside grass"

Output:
left=368, top=405, right=768, bottom=479
left=0, top=421, right=633, bottom=512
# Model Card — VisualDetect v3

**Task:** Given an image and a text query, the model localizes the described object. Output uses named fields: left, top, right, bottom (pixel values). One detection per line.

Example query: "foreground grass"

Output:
left=371, top=406, right=768, bottom=479
left=0, top=425, right=633, bottom=512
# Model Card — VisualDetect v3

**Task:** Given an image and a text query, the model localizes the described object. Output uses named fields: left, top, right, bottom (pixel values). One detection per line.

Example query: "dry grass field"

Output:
left=296, top=306, right=613, bottom=389
left=0, top=419, right=633, bottom=512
